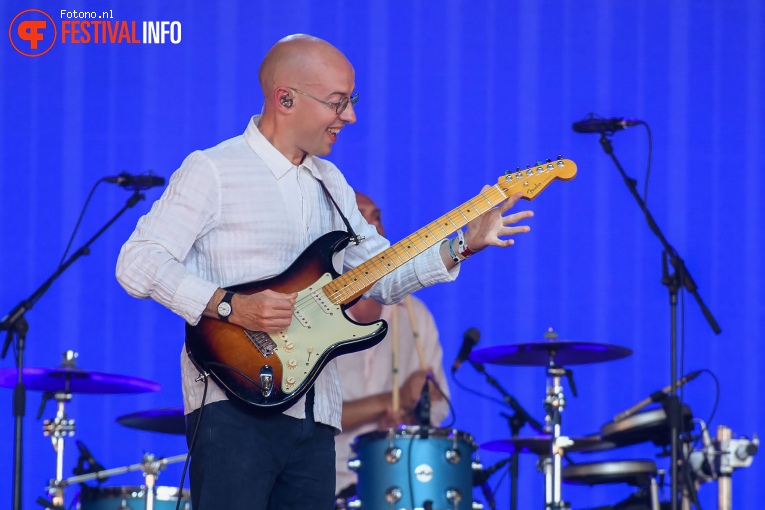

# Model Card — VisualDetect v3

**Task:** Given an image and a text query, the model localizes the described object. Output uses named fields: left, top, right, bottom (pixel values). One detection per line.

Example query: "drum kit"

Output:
left=0, top=339, right=757, bottom=510
left=342, top=330, right=758, bottom=510
left=0, top=351, right=189, bottom=510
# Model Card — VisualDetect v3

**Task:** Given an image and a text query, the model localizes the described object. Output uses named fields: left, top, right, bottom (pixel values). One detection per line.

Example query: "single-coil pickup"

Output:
left=243, top=330, right=277, bottom=357
left=294, top=309, right=310, bottom=328
left=311, top=290, right=334, bottom=314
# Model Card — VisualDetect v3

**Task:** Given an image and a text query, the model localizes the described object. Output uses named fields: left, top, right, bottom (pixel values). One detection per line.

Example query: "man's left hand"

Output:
left=464, top=190, right=533, bottom=252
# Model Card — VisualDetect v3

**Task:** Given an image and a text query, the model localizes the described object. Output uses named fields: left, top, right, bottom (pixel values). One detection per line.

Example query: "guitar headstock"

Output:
left=496, top=157, right=577, bottom=200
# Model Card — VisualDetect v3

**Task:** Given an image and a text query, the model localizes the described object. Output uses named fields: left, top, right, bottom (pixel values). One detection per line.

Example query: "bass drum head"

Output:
left=600, top=405, right=693, bottom=448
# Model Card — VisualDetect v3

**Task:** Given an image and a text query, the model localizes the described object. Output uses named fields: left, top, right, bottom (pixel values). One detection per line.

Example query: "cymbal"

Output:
left=470, top=341, right=632, bottom=366
left=481, top=435, right=614, bottom=456
left=116, top=407, right=185, bottom=435
left=0, top=367, right=161, bottom=394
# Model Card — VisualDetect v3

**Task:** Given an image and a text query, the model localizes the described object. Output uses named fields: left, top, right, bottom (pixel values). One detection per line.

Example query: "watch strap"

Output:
left=217, top=290, right=235, bottom=322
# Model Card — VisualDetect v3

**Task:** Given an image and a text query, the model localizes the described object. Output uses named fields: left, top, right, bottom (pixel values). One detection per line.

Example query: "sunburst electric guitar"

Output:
left=185, top=157, right=577, bottom=410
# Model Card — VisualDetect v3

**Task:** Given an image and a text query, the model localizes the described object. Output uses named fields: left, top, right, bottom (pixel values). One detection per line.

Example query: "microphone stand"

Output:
left=597, top=133, right=720, bottom=510
left=0, top=189, right=144, bottom=510
left=471, top=361, right=545, bottom=510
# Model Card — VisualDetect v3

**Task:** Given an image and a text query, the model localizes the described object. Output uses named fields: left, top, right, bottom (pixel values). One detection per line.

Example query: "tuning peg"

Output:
left=546, top=158, right=552, bottom=163
left=557, top=155, right=562, bottom=161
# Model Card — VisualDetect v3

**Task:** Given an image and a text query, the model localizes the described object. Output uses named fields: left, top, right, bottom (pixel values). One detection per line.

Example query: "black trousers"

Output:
left=185, top=390, right=336, bottom=510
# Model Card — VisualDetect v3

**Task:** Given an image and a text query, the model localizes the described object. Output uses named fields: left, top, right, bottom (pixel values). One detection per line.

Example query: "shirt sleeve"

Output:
left=115, top=151, right=221, bottom=325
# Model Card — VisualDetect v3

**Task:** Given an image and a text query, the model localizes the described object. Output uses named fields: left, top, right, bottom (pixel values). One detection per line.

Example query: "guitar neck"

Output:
left=323, top=185, right=509, bottom=306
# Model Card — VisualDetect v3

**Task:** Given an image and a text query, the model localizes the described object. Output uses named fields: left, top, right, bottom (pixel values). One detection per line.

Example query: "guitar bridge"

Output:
left=244, top=330, right=277, bottom=357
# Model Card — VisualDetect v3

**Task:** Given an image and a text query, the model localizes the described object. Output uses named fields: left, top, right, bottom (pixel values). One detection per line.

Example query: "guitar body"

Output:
left=185, top=230, right=388, bottom=412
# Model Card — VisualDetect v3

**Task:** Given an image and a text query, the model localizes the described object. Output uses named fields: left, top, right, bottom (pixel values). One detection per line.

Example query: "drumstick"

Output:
left=404, top=296, right=427, bottom=372
left=391, top=305, right=400, bottom=415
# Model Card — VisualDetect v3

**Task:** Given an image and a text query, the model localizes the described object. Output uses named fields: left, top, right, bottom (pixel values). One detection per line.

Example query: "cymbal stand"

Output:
left=42, top=391, right=75, bottom=506
left=544, top=363, right=573, bottom=510
left=41, top=352, right=78, bottom=507
left=141, top=453, right=170, bottom=510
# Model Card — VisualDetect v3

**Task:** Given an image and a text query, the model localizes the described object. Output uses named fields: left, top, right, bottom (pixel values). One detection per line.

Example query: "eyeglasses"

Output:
left=289, top=87, right=359, bottom=115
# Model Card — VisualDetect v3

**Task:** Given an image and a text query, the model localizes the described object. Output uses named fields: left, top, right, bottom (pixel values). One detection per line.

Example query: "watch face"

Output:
left=217, top=301, right=232, bottom=317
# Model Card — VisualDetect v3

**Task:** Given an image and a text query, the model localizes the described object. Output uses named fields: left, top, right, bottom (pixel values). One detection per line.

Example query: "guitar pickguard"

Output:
left=271, top=273, right=383, bottom=394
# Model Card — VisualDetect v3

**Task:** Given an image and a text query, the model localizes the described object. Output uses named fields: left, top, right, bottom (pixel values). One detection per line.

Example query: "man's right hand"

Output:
left=232, top=290, right=297, bottom=332
left=205, top=288, right=297, bottom=332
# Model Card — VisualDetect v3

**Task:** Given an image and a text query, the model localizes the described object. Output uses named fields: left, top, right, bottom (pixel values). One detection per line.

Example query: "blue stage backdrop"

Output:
left=1, top=1, right=763, bottom=508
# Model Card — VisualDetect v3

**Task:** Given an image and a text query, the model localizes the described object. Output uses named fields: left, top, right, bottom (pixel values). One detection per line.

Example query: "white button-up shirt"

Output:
left=116, top=116, right=458, bottom=429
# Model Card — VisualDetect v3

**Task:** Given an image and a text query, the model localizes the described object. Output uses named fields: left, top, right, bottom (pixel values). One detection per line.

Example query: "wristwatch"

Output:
left=217, top=291, right=235, bottom=322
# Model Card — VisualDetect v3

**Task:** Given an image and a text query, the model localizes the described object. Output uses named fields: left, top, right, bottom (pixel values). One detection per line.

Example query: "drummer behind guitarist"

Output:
left=116, top=33, right=533, bottom=510
left=335, top=192, right=451, bottom=499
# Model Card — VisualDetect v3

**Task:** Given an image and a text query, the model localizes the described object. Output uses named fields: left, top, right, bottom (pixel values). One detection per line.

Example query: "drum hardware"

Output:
left=49, top=453, right=189, bottom=510
left=683, top=422, right=758, bottom=510
left=470, top=329, right=633, bottom=510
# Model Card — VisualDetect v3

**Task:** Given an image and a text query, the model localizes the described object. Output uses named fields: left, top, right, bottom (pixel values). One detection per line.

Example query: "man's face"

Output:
left=356, top=194, right=385, bottom=236
left=291, top=56, right=357, bottom=158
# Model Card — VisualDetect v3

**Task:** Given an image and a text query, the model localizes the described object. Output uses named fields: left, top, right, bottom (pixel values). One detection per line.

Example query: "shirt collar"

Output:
left=244, top=115, right=323, bottom=181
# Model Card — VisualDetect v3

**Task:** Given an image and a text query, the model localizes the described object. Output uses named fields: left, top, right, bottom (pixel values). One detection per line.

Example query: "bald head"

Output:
left=259, top=34, right=352, bottom=100
left=355, top=192, right=385, bottom=236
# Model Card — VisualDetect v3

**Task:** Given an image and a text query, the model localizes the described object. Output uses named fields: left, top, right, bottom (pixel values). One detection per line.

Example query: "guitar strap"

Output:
left=317, top=178, right=365, bottom=245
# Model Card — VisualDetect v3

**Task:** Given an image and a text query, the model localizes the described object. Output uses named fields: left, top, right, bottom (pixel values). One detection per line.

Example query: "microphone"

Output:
left=473, top=457, right=510, bottom=486
left=105, top=172, right=165, bottom=190
left=413, top=376, right=431, bottom=434
left=75, top=440, right=106, bottom=475
left=613, top=370, right=703, bottom=423
left=452, top=327, right=480, bottom=373
left=572, top=116, right=642, bottom=134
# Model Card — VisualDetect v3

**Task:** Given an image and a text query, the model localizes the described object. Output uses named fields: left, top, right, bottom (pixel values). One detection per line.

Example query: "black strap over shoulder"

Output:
left=317, top=178, right=365, bottom=245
